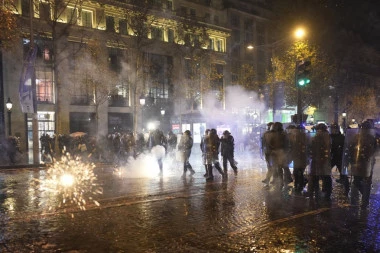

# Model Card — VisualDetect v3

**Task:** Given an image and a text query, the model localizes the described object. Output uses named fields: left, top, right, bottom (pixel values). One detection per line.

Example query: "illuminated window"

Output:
left=82, top=10, right=93, bottom=28
left=36, top=69, right=54, bottom=103
left=66, top=7, right=78, bottom=24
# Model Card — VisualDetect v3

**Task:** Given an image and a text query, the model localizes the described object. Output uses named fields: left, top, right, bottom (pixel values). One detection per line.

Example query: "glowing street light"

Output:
left=294, top=28, right=306, bottom=39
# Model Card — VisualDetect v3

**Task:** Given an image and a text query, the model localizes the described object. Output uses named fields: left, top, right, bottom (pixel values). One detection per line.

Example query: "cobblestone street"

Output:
left=1, top=151, right=380, bottom=252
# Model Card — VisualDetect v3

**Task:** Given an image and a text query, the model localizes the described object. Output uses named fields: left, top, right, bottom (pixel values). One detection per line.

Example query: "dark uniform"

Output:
left=220, top=130, right=238, bottom=176
left=288, top=125, right=309, bottom=193
left=330, top=123, right=349, bottom=194
left=344, top=121, right=377, bottom=207
left=308, top=123, right=332, bottom=200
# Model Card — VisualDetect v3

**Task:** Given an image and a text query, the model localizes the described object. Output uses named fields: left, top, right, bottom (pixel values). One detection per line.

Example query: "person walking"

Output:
left=307, top=123, right=332, bottom=200
left=329, top=123, right=349, bottom=194
left=178, top=130, right=195, bottom=178
left=200, top=129, right=211, bottom=177
left=220, top=130, right=238, bottom=176
left=205, top=128, right=225, bottom=181
left=147, top=129, right=167, bottom=176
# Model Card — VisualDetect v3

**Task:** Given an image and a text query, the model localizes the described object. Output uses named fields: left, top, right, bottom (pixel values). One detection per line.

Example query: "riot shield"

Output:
left=287, top=128, right=311, bottom=169
left=259, top=126, right=267, bottom=160
left=342, top=128, right=377, bottom=177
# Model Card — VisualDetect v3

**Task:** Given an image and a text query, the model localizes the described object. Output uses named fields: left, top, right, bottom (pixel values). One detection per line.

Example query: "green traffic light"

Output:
left=298, top=78, right=310, bottom=86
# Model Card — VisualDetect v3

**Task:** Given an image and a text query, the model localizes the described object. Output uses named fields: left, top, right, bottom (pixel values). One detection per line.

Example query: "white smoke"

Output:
left=201, top=86, right=266, bottom=127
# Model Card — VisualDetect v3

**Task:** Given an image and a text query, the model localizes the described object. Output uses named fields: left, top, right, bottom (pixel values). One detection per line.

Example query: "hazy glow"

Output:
left=294, top=28, right=306, bottom=39
left=60, top=174, right=75, bottom=187
left=31, top=154, right=103, bottom=211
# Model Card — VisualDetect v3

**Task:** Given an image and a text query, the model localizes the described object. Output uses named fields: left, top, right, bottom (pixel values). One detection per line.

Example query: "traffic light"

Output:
left=296, top=60, right=311, bottom=86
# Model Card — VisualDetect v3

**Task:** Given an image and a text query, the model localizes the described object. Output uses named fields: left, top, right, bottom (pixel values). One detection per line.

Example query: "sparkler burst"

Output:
left=33, top=154, right=103, bottom=211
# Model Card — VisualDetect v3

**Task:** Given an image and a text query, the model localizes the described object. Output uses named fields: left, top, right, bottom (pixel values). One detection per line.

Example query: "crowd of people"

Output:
left=261, top=120, right=378, bottom=208
left=2, top=118, right=378, bottom=208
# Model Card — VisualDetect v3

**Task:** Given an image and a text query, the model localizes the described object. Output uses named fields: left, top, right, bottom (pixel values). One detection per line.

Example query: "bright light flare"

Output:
left=294, top=28, right=306, bottom=39
left=32, top=154, right=103, bottom=211
left=60, top=174, right=75, bottom=187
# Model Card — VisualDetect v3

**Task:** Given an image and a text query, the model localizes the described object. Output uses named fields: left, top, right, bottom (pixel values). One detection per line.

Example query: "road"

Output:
left=0, top=150, right=380, bottom=252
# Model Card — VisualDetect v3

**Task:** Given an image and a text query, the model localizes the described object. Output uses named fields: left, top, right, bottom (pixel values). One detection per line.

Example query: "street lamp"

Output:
left=342, top=111, right=347, bottom=133
left=139, top=95, right=145, bottom=131
left=160, top=108, right=165, bottom=116
left=294, top=28, right=306, bottom=39
left=5, top=97, right=12, bottom=136
left=248, top=27, right=307, bottom=122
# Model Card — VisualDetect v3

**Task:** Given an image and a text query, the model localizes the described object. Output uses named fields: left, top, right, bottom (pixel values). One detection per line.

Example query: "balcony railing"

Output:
left=109, top=95, right=129, bottom=107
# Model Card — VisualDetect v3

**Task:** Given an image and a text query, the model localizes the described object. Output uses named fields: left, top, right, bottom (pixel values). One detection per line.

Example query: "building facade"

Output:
left=1, top=0, right=273, bottom=162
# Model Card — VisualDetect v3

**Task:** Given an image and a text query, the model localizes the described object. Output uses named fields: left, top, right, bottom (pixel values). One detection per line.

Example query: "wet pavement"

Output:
left=1, top=151, right=380, bottom=252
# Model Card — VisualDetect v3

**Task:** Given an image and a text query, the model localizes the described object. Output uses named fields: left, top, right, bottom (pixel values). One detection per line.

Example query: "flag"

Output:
left=19, top=46, right=37, bottom=113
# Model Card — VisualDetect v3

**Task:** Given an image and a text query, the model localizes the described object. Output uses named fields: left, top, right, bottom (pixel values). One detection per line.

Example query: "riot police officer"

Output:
left=307, top=123, right=332, bottom=200
left=330, top=123, right=349, bottom=194
left=288, top=125, right=309, bottom=193
left=344, top=120, right=377, bottom=207
left=267, top=122, right=292, bottom=189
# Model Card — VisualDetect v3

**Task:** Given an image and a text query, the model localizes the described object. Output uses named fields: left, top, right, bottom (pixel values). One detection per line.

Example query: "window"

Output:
left=233, top=29, right=240, bottom=43
left=109, top=48, right=121, bottom=72
left=190, top=8, right=196, bottom=17
left=82, top=10, right=93, bottom=28
left=167, top=0, right=173, bottom=10
left=209, top=38, right=214, bottom=50
left=216, top=39, right=223, bottom=52
left=39, top=2, right=51, bottom=20
left=21, top=0, right=30, bottom=17
left=66, top=7, right=78, bottom=24
left=244, top=19, right=253, bottom=32
left=36, top=69, right=54, bottom=103
left=168, top=28, right=174, bottom=43
left=230, top=14, right=239, bottom=27
left=151, top=26, right=163, bottom=41
left=119, top=19, right=128, bottom=35
left=106, top=16, right=115, bottom=32
left=109, top=83, right=129, bottom=107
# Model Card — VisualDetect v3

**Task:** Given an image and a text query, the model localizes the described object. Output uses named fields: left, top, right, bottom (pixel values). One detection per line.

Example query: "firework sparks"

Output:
left=33, top=154, right=103, bottom=211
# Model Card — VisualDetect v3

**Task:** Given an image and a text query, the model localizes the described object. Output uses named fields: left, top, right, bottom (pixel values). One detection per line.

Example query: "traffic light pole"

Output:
left=295, top=60, right=302, bottom=125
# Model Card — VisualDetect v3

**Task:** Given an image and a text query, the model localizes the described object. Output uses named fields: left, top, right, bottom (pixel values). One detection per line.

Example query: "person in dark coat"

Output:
left=330, top=123, right=348, bottom=194
left=178, top=130, right=195, bottom=178
left=220, top=130, right=238, bottom=176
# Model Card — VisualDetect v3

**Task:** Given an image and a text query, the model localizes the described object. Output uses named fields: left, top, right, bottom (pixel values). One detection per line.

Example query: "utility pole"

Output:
left=30, top=0, right=39, bottom=164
